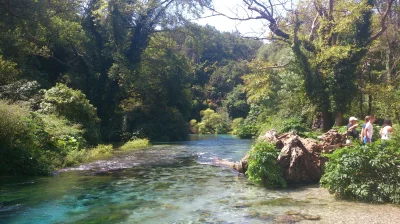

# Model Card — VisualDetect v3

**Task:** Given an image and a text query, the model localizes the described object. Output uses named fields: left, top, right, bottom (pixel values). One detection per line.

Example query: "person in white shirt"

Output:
left=380, top=119, right=394, bottom=141
left=363, top=115, right=375, bottom=144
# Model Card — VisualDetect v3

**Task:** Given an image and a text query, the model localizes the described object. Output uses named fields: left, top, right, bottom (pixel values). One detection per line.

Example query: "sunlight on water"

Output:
left=1, top=135, right=399, bottom=224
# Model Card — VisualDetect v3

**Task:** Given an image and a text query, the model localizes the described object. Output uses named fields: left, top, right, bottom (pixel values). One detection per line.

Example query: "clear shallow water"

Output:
left=1, top=135, right=399, bottom=224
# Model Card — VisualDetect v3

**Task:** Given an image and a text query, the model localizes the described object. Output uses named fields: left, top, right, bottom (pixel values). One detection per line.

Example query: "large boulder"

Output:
left=233, top=129, right=348, bottom=184
left=276, top=134, right=321, bottom=183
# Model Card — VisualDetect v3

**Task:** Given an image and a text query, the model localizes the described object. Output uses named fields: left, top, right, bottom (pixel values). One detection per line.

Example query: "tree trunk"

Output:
left=334, top=112, right=343, bottom=126
left=386, top=44, right=393, bottom=81
left=368, top=94, right=373, bottom=115
left=322, top=109, right=333, bottom=132
left=359, top=93, right=364, bottom=119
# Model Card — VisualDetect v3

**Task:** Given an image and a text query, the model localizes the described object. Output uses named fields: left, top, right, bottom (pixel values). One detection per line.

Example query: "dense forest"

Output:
left=0, top=0, right=400, bottom=193
left=0, top=0, right=263, bottom=175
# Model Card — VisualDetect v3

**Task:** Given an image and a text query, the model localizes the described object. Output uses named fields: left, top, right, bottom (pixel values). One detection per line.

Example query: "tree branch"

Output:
left=260, top=63, right=289, bottom=69
left=309, top=13, right=319, bottom=41
left=369, top=0, right=395, bottom=43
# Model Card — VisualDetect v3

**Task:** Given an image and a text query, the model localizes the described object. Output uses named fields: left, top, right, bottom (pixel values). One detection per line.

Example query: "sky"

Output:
left=194, top=0, right=269, bottom=38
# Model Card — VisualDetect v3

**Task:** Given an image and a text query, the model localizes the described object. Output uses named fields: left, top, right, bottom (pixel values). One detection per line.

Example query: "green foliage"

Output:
left=192, top=108, right=231, bottom=134
left=65, top=144, right=114, bottom=167
left=280, top=116, right=311, bottom=136
left=64, top=149, right=88, bottom=167
left=208, top=61, right=250, bottom=101
left=246, top=142, right=287, bottom=188
left=225, top=85, right=250, bottom=119
left=87, top=144, right=114, bottom=159
left=0, top=101, right=57, bottom=175
left=320, top=139, right=400, bottom=204
left=0, top=100, right=114, bottom=175
left=0, top=80, right=40, bottom=103
left=231, top=117, right=258, bottom=139
left=40, top=83, right=100, bottom=144
left=120, top=139, right=150, bottom=150
left=290, top=0, right=375, bottom=128
left=0, top=56, right=20, bottom=85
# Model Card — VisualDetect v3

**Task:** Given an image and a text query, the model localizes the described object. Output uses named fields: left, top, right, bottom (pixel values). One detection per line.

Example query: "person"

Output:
left=380, top=119, right=394, bottom=141
left=346, top=117, right=359, bottom=143
left=360, top=116, right=370, bottom=142
left=364, top=115, right=376, bottom=144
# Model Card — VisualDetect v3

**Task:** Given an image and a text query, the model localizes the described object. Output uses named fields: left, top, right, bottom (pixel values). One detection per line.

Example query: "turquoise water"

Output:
left=1, top=135, right=399, bottom=224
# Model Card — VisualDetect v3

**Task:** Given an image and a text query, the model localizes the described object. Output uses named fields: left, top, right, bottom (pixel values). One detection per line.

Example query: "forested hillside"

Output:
left=0, top=0, right=261, bottom=174
left=1, top=0, right=400, bottom=177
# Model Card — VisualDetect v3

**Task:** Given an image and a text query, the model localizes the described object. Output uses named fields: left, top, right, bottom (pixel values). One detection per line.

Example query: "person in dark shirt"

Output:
left=347, top=117, right=359, bottom=142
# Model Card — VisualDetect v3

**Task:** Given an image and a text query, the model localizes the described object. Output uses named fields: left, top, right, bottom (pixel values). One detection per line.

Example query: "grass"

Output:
left=65, top=144, right=114, bottom=166
left=120, top=138, right=150, bottom=150
left=64, top=139, right=150, bottom=168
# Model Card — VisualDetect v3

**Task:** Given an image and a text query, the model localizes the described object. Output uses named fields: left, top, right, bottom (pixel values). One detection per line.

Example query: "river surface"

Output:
left=1, top=135, right=399, bottom=224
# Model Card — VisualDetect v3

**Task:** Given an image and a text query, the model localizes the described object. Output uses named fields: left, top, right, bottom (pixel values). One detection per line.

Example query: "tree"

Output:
left=40, top=83, right=101, bottom=144
left=207, top=0, right=395, bottom=130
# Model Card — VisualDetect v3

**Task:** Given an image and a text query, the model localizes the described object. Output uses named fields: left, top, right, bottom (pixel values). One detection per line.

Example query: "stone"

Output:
left=284, top=210, right=301, bottom=215
left=274, top=215, right=302, bottom=223
left=246, top=211, right=260, bottom=218
left=302, top=214, right=321, bottom=220
left=233, top=203, right=251, bottom=208
left=276, top=135, right=321, bottom=184
left=224, top=129, right=348, bottom=184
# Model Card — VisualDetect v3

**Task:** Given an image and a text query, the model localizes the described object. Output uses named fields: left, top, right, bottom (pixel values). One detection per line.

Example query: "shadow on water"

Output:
left=1, top=135, right=400, bottom=224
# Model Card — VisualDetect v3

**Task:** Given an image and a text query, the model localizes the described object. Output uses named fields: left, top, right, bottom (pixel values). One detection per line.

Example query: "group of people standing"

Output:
left=347, top=115, right=394, bottom=144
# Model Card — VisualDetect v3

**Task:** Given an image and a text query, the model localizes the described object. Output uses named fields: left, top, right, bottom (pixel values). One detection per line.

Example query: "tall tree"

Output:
left=207, top=0, right=394, bottom=129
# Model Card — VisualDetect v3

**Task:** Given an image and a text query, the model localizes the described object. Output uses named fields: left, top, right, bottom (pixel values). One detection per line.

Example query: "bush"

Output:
left=0, top=100, right=95, bottom=175
left=231, top=118, right=244, bottom=135
left=87, top=144, right=113, bottom=159
left=320, top=139, right=400, bottom=204
left=246, top=142, right=287, bottom=188
left=65, top=149, right=88, bottom=167
left=142, top=107, right=189, bottom=141
left=0, top=101, right=55, bottom=175
left=65, top=145, right=114, bottom=167
left=120, top=139, right=150, bottom=150
left=40, top=83, right=101, bottom=144
left=193, top=108, right=231, bottom=134
left=189, top=119, right=199, bottom=134
left=232, top=118, right=258, bottom=139
left=279, top=116, right=310, bottom=136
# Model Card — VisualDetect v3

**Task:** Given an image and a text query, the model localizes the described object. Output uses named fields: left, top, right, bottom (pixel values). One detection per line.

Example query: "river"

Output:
left=1, top=135, right=399, bottom=224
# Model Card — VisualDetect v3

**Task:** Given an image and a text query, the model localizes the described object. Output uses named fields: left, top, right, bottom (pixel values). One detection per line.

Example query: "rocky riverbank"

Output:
left=224, top=129, right=348, bottom=184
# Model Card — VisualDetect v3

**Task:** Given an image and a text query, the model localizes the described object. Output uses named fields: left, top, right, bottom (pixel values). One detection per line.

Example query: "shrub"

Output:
left=0, top=79, right=40, bottom=103
left=140, top=107, right=189, bottom=141
left=246, top=142, right=287, bottom=188
left=65, top=149, right=88, bottom=167
left=279, top=116, right=310, bottom=135
left=196, top=108, right=231, bottom=134
left=232, top=118, right=258, bottom=139
left=231, top=117, right=244, bottom=136
left=320, top=139, right=400, bottom=204
left=65, top=145, right=114, bottom=166
left=0, top=100, right=93, bottom=175
left=87, top=144, right=114, bottom=159
left=120, top=139, right=150, bottom=150
left=0, top=56, right=20, bottom=85
left=189, top=119, right=199, bottom=134
left=0, top=101, right=55, bottom=175
left=40, top=83, right=101, bottom=144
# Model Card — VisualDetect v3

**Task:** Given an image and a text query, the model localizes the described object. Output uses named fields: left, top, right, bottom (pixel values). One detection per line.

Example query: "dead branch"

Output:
left=369, top=0, right=395, bottom=43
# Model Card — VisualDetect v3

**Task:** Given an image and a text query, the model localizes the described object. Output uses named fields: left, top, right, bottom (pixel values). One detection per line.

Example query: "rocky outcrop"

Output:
left=234, top=129, right=348, bottom=184
left=276, top=134, right=321, bottom=183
